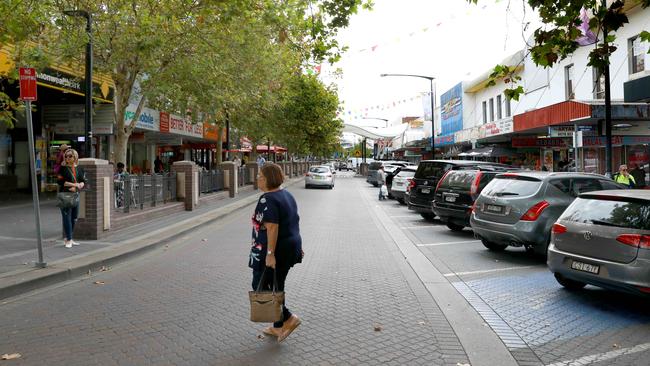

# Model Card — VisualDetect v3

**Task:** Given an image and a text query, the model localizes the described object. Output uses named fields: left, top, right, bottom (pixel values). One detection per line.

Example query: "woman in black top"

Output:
left=250, top=163, right=303, bottom=343
left=57, top=149, right=85, bottom=248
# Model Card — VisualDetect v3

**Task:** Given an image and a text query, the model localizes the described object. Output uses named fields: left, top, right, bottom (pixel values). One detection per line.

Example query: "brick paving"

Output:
left=0, top=176, right=469, bottom=365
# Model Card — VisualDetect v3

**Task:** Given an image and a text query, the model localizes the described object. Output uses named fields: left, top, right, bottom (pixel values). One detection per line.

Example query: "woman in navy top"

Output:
left=250, top=163, right=303, bottom=342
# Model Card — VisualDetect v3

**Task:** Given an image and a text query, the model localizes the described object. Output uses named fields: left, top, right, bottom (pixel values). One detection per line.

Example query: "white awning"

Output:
left=342, top=123, right=408, bottom=140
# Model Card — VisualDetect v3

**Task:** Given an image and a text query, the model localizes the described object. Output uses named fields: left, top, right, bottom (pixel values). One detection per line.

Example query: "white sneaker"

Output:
left=71, top=240, right=80, bottom=246
left=64, top=240, right=72, bottom=248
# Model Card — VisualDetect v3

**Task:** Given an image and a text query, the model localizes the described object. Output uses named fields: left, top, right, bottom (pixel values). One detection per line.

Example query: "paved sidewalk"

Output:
left=0, top=183, right=269, bottom=300
left=0, top=175, right=478, bottom=365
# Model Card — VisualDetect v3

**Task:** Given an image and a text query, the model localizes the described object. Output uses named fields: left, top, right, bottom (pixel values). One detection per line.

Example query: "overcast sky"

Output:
left=322, top=0, right=542, bottom=128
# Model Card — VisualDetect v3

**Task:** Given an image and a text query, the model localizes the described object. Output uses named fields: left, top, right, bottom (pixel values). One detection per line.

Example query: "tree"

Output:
left=468, top=0, right=650, bottom=101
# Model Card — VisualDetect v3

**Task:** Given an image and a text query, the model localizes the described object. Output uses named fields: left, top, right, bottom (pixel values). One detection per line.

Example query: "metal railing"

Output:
left=200, top=169, right=225, bottom=194
left=114, top=173, right=177, bottom=213
left=238, top=166, right=250, bottom=187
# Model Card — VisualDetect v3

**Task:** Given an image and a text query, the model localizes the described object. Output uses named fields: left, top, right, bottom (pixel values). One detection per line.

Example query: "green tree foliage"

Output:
left=468, top=0, right=649, bottom=100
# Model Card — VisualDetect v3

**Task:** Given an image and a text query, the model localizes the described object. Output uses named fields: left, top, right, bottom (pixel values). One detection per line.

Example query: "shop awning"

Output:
left=458, top=146, right=516, bottom=158
left=256, top=145, right=287, bottom=153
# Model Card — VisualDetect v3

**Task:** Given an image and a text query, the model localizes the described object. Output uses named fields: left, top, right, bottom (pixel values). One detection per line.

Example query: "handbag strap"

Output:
left=255, top=268, right=279, bottom=293
left=68, top=166, right=77, bottom=183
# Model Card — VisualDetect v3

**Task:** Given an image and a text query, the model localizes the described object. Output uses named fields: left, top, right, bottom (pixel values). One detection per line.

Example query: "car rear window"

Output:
left=439, top=171, right=475, bottom=190
left=415, top=162, right=451, bottom=179
left=310, top=167, right=329, bottom=173
left=561, top=197, right=650, bottom=230
left=482, top=175, right=542, bottom=197
left=396, top=170, right=415, bottom=178
left=369, top=162, right=382, bottom=170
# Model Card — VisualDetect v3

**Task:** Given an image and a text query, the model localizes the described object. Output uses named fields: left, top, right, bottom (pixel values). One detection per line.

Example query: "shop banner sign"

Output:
left=455, top=126, right=479, bottom=143
left=37, top=67, right=114, bottom=102
left=512, top=136, right=571, bottom=148
left=124, top=104, right=160, bottom=132
left=169, top=114, right=203, bottom=138
left=549, top=125, right=574, bottom=137
left=160, top=112, right=170, bottom=133
left=203, top=123, right=220, bottom=141
left=440, top=83, right=463, bottom=136
left=479, top=118, right=513, bottom=138
left=434, top=135, right=455, bottom=146
left=583, top=136, right=650, bottom=147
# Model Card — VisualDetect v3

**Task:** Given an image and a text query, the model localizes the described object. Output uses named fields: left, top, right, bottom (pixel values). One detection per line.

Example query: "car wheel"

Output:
left=481, top=239, right=507, bottom=251
left=305, top=184, right=309, bottom=189
left=420, top=213, right=435, bottom=221
left=397, top=198, right=405, bottom=205
left=554, top=273, right=587, bottom=290
left=446, top=223, right=464, bottom=232
left=330, top=185, right=334, bottom=189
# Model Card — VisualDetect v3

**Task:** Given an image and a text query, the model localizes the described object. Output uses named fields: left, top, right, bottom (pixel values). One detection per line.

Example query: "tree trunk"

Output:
left=216, top=127, right=223, bottom=165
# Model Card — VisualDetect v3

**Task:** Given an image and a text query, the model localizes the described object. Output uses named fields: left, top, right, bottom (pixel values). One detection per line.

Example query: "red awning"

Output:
left=513, top=101, right=591, bottom=132
left=255, top=145, right=287, bottom=153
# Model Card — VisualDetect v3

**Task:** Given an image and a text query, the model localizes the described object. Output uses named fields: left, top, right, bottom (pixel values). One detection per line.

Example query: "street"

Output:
left=1, top=173, right=649, bottom=365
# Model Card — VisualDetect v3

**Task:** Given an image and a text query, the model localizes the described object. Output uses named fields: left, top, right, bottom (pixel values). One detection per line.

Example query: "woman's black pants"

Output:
left=252, top=266, right=292, bottom=328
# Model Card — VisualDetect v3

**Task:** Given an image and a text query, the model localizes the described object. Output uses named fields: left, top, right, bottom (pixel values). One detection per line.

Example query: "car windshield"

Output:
left=561, top=197, right=650, bottom=230
left=439, top=171, right=475, bottom=190
left=369, top=162, right=382, bottom=170
left=482, top=175, right=542, bottom=197
left=310, top=167, right=329, bottom=173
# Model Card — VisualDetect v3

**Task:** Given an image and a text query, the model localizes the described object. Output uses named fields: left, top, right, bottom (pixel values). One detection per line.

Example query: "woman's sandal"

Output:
left=262, top=326, right=282, bottom=337
left=278, top=315, right=301, bottom=343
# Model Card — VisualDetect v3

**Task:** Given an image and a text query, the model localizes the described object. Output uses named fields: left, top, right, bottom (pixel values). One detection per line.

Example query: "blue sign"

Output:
left=440, top=83, right=463, bottom=136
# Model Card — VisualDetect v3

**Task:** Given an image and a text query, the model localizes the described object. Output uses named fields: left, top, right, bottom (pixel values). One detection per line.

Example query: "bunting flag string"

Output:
left=337, top=92, right=431, bottom=120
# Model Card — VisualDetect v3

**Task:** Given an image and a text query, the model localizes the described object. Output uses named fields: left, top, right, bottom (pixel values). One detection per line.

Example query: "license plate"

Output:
left=485, top=204, right=503, bottom=213
left=571, top=260, right=600, bottom=274
left=445, top=196, right=456, bottom=202
left=315, top=176, right=322, bottom=180
left=421, top=188, right=431, bottom=194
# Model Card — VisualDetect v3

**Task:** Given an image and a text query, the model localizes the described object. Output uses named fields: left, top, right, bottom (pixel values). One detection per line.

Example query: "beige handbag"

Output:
left=249, top=269, right=284, bottom=323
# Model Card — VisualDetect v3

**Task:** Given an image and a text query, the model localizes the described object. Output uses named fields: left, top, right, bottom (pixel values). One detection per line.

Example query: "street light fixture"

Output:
left=380, top=73, right=436, bottom=159
left=63, top=10, right=93, bottom=158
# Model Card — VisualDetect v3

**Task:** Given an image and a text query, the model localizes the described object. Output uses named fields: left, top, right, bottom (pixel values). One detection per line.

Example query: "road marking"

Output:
left=443, top=266, right=539, bottom=277
left=399, top=225, right=435, bottom=229
left=417, top=240, right=481, bottom=247
left=545, top=342, right=650, bottom=366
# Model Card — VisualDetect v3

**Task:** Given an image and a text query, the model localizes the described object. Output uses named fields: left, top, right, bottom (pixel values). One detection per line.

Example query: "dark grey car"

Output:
left=470, top=172, right=624, bottom=256
left=548, top=190, right=650, bottom=296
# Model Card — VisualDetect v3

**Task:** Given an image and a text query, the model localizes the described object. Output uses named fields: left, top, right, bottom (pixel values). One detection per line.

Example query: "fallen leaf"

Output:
left=94, top=281, right=105, bottom=285
left=374, top=325, right=382, bottom=332
left=100, top=266, right=110, bottom=272
left=132, top=278, right=138, bottom=282
left=201, top=238, right=208, bottom=242
left=1, top=353, right=21, bottom=360
left=257, top=334, right=265, bottom=339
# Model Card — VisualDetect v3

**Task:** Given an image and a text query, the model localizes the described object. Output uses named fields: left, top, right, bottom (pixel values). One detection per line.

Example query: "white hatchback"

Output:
left=305, top=166, right=335, bottom=189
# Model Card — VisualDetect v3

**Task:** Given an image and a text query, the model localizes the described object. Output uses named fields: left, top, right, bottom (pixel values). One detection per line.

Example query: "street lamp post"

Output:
left=380, top=73, right=436, bottom=159
left=63, top=10, right=93, bottom=158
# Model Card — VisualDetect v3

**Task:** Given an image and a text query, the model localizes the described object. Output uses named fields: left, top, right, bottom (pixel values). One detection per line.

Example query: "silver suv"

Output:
left=470, top=172, right=624, bottom=256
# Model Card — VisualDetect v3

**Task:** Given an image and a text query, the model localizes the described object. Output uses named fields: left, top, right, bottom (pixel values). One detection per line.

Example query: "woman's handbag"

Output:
left=56, top=191, right=80, bottom=208
left=249, top=269, right=284, bottom=323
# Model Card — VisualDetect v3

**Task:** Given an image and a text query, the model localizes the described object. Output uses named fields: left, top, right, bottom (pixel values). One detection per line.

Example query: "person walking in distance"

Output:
left=249, top=163, right=303, bottom=342
left=57, top=149, right=85, bottom=248
left=377, top=166, right=387, bottom=200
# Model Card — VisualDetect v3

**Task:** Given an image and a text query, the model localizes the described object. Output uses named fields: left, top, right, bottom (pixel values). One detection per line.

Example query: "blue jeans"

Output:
left=60, top=205, right=79, bottom=241
left=252, top=266, right=292, bottom=328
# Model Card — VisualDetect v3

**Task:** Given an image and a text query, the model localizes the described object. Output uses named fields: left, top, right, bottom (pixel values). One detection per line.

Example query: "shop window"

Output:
left=565, top=64, right=575, bottom=100
left=489, top=98, right=494, bottom=122
left=593, top=67, right=605, bottom=99
left=482, top=101, right=487, bottom=124
left=505, top=96, right=511, bottom=117
left=629, top=36, right=645, bottom=74
left=496, top=95, right=502, bottom=119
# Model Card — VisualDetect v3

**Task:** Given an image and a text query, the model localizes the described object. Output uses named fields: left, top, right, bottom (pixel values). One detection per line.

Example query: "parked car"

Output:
left=432, top=167, right=510, bottom=231
left=408, top=160, right=512, bottom=221
left=470, top=172, right=625, bottom=256
left=391, top=167, right=418, bottom=204
left=338, top=161, right=349, bottom=171
left=305, top=165, right=335, bottom=189
left=548, top=190, right=650, bottom=296
left=366, top=161, right=413, bottom=186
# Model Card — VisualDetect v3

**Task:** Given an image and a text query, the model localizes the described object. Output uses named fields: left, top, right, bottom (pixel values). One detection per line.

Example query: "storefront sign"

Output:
left=168, top=114, right=203, bottom=138
left=454, top=126, right=480, bottom=143
left=434, top=135, right=455, bottom=146
left=160, top=112, right=170, bottom=133
left=124, top=104, right=160, bottom=132
left=203, top=123, right=221, bottom=141
left=479, top=118, right=514, bottom=138
left=240, top=137, right=253, bottom=149
left=512, top=136, right=571, bottom=148
left=549, top=125, right=574, bottom=137
left=37, top=67, right=114, bottom=102
left=583, top=136, right=650, bottom=146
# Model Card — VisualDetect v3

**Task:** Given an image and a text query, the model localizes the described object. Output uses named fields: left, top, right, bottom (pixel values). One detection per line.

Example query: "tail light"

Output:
left=637, top=286, right=650, bottom=293
left=616, top=234, right=650, bottom=249
left=407, top=178, right=416, bottom=192
left=520, top=201, right=549, bottom=221
left=436, top=171, right=451, bottom=192
left=470, top=171, right=483, bottom=197
left=552, top=223, right=567, bottom=234
left=305, top=173, right=312, bottom=177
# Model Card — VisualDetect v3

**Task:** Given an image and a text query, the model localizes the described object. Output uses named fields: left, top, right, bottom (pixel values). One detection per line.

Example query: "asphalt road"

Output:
left=2, top=172, right=649, bottom=365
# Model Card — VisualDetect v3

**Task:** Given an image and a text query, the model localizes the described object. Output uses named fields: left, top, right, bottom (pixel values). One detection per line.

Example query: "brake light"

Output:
left=305, top=173, right=311, bottom=177
left=616, top=234, right=650, bottom=249
left=552, top=223, right=567, bottom=234
left=470, top=171, right=483, bottom=197
left=520, top=201, right=549, bottom=221
left=637, top=286, right=650, bottom=293
left=436, top=170, right=451, bottom=192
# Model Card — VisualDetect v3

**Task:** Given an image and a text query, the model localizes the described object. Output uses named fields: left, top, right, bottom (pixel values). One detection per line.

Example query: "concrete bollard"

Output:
left=246, top=163, right=259, bottom=189
left=75, top=158, right=113, bottom=240
left=220, top=162, right=237, bottom=198
left=172, top=161, right=200, bottom=210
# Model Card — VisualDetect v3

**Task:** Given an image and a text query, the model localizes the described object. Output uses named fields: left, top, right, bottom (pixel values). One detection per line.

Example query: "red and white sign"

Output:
left=159, top=112, right=170, bottom=133
left=168, top=114, right=203, bottom=138
left=19, top=68, right=38, bottom=101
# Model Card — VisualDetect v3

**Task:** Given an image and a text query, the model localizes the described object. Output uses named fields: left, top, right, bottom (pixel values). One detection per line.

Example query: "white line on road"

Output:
left=443, top=266, right=539, bottom=277
left=417, top=240, right=481, bottom=247
left=545, top=342, right=650, bottom=366
left=399, top=226, right=434, bottom=229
